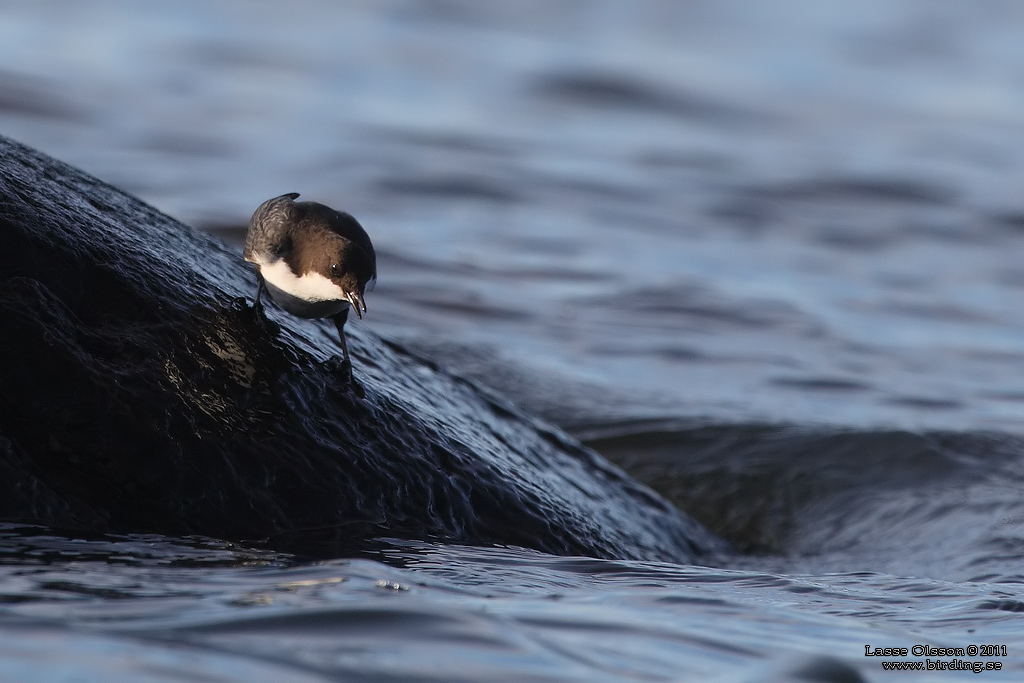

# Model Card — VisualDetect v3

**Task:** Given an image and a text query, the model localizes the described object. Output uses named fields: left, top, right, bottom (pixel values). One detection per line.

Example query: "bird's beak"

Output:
left=348, top=292, right=366, bottom=318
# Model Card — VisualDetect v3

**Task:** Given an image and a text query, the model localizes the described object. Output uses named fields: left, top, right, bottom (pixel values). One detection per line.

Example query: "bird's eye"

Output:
left=330, top=263, right=340, bottom=275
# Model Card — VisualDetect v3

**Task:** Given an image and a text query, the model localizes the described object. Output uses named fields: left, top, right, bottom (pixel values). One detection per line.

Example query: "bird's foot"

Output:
left=247, top=301, right=280, bottom=336
left=325, top=357, right=365, bottom=398
left=349, top=373, right=365, bottom=399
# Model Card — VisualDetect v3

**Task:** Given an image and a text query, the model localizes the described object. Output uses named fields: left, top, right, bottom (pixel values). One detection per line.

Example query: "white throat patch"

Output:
left=258, top=258, right=343, bottom=303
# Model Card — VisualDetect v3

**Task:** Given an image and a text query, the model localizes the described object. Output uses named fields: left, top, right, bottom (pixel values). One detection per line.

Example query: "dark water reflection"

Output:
left=4, top=0, right=1024, bottom=680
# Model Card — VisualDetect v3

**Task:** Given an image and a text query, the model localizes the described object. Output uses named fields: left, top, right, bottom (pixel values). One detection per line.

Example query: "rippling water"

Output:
left=3, top=527, right=1022, bottom=682
left=3, top=1, right=1024, bottom=680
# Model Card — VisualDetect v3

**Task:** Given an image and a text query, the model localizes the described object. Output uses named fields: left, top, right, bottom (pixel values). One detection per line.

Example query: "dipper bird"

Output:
left=243, top=193, right=376, bottom=390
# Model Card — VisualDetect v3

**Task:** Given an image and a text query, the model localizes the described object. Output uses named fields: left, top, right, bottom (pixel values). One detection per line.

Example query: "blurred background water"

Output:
left=4, top=1, right=1024, bottom=680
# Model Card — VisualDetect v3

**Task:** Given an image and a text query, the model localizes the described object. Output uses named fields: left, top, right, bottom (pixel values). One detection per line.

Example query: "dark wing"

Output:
left=243, top=192, right=301, bottom=261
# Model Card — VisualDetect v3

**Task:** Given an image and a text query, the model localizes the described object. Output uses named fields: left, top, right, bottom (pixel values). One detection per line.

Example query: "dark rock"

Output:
left=0, top=134, right=725, bottom=562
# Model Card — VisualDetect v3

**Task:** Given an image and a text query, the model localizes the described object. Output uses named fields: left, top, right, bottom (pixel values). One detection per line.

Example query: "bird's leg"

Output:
left=332, top=308, right=351, bottom=367
left=247, top=269, right=282, bottom=337
left=253, top=270, right=267, bottom=317
left=332, top=308, right=364, bottom=396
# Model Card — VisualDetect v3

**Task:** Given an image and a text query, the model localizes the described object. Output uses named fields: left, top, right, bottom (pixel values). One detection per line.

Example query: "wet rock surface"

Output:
left=0, top=135, right=723, bottom=562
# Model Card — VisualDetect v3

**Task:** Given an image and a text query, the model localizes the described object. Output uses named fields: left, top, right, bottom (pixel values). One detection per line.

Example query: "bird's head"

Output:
left=326, top=241, right=374, bottom=318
